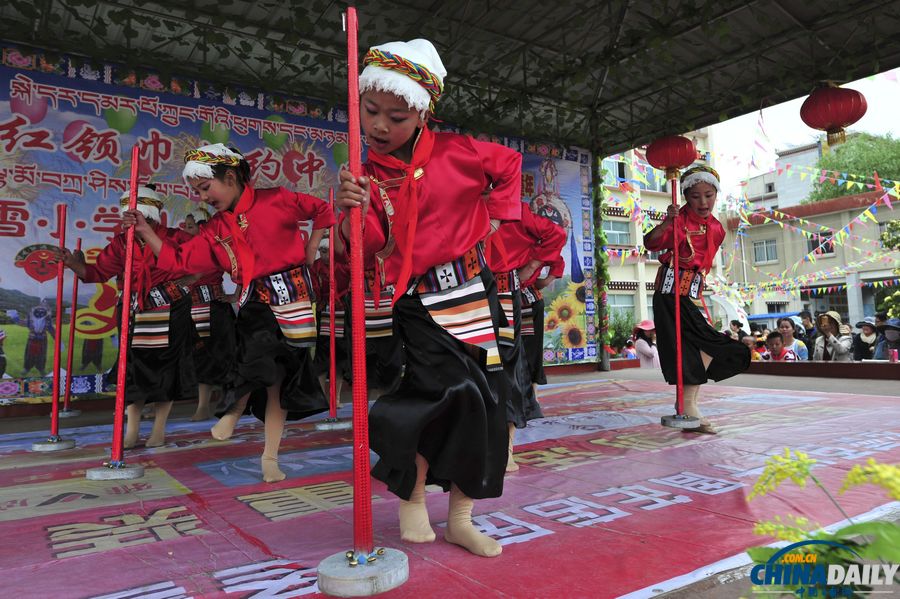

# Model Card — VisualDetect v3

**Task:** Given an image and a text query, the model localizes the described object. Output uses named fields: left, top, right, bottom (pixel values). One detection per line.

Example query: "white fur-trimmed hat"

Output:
left=183, top=143, right=244, bottom=182
left=359, top=39, right=446, bottom=114
left=680, top=165, right=720, bottom=194
left=120, top=185, right=164, bottom=222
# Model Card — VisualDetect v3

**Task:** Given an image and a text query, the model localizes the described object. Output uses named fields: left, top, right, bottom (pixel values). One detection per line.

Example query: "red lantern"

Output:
left=646, top=135, right=696, bottom=180
left=800, top=84, right=867, bottom=146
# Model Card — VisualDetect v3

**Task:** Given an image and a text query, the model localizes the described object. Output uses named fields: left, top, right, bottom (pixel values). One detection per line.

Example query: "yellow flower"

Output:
left=753, top=515, right=815, bottom=542
left=550, top=296, right=582, bottom=323
left=748, top=448, right=817, bottom=501
left=840, top=459, right=900, bottom=500
left=561, top=323, right=586, bottom=348
left=566, top=281, right=587, bottom=304
left=545, top=315, right=560, bottom=332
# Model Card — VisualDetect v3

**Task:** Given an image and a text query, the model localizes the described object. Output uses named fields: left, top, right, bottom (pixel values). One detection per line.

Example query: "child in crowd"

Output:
left=765, top=331, right=796, bottom=361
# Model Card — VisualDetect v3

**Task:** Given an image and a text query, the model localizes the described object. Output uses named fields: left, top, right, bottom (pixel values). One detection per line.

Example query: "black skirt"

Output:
left=313, top=313, right=350, bottom=381
left=193, top=301, right=237, bottom=385
left=653, top=292, right=750, bottom=385
left=218, top=300, right=327, bottom=422
left=501, top=288, right=542, bottom=428
left=523, top=297, right=547, bottom=385
left=342, top=294, right=404, bottom=394
left=108, top=296, right=197, bottom=405
left=370, top=268, right=508, bottom=501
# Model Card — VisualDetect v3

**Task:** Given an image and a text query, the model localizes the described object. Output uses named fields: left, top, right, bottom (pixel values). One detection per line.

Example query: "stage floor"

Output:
left=1, top=377, right=897, bottom=598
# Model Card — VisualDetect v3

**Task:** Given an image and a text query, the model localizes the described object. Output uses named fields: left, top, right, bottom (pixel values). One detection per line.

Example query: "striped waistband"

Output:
left=144, top=281, right=186, bottom=310
left=415, top=243, right=486, bottom=295
left=253, top=264, right=314, bottom=306
left=190, top=283, right=225, bottom=305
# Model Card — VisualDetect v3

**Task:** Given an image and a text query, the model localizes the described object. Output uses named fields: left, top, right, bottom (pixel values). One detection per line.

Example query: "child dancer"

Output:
left=337, top=39, right=521, bottom=557
left=178, top=218, right=236, bottom=421
left=125, top=144, right=332, bottom=482
left=58, top=186, right=196, bottom=448
left=644, top=166, right=749, bottom=434
left=488, top=201, right=566, bottom=472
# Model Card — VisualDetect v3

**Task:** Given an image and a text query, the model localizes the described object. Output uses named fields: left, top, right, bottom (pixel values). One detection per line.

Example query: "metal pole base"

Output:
left=316, top=419, right=353, bottom=431
left=661, top=414, right=701, bottom=429
left=59, top=408, right=82, bottom=418
left=317, top=548, right=408, bottom=597
left=86, top=462, right=145, bottom=480
left=31, top=437, right=76, bottom=452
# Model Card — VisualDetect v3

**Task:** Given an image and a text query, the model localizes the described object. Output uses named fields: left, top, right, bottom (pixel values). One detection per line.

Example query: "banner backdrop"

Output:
left=519, top=148, right=596, bottom=365
left=0, top=45, right=594, bottom=404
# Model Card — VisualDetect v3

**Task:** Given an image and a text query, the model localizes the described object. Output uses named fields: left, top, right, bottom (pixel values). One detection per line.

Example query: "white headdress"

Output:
left=119, top=185, right=163, bottom=222
left=359, top=39, right=446, bottom=115
left=680, top=165, right=721, bottom=194
left=182, top=143, right=244, bottom=182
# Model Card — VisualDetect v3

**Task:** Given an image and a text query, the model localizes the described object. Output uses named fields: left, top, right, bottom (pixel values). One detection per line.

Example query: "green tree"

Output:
left=805, top=133, right=900, bottom=203
left=876, top=219, right=900, bottom=317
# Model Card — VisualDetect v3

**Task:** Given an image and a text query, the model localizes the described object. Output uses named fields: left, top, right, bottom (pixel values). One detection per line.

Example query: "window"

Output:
left=807, top=232, right=835, bottom=255
left=753, top=239, right=778, bottom=263
left=602, top=220, right=631, bottom=245
left=765, top=182, right=775, bottom=193
left=646, top=295, right=655, bottom=321
left=646, top=249, right=661, bottom=261
left=607, top=294, right=635, bottom=318
left=602, top=157, right=627, bottom=186
left=766, top=302, right=788, bottom=314
left=637, top=163, right=666, bottom=192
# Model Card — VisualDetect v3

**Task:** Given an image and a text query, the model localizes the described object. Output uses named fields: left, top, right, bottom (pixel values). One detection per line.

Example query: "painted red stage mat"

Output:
left=0, top=379, right=897, bottom=598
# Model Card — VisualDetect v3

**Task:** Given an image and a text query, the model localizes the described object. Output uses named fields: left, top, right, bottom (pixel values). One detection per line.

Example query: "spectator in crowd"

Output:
left=777, top=317, right=808, bottom=360
left=766, top=331, right=797, bottom=361
left=754, top=336, right=770, bottom=361
left=742, top=335, right=762, bottom=361
left=762, top=327, right=772, bottom=338
left=730, top=319, right=748, bottom=340
left=852, top=317, right=878, bottom=361
left=812, top=311, right=852, bottom=361
left=874, top=312, right=888, bottom=329
left=799, top=310, right=817, bottom=346
left=633, top=320, right=660, bottom=369
left=874, top=317, right=900, bottom=360
left=622, top=339, right=637, bottom=359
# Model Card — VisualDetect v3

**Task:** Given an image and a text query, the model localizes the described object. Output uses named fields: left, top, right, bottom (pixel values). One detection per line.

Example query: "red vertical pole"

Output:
left=49, top=204, right=67, bottom=438
left=328, top=188, right=338, bottom=419
left=63, top=238, right=82, bottom=412
left=109, top=146, right=140, bottom=464
left=345, top=6, right=373, bottom=555
left=670, top=176, right=684, bottom=416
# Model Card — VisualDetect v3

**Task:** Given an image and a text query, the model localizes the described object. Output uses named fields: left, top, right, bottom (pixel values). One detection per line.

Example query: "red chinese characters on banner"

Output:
left=244, top=148, right=281, bottom=182
left=283, top=150, right=324, bottom=186
left=62, top=123, right=122, bottom=165
left=91, top=205, right=122, bottom=240
left=0, top=115, right=55, bottom=153
left=137, top=128, right=173, bottom=175
left=0, top=199, right=30, bottom=237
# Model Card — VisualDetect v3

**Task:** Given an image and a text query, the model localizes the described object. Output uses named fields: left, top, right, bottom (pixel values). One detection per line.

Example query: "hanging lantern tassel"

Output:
left=800, top=83, right=867, bottom=146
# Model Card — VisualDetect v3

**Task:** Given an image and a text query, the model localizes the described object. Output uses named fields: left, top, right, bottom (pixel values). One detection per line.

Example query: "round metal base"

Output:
left=85, top=464, right=145, bottom=480
left=315, top=419, right=353, bottom=431
left=317, top=548, right=408, bottom=597
left=661, top=414, right=701, bottom=429
left=31, top=438, right=76, bottom=452
left=59, top=409, right=82, bottom=419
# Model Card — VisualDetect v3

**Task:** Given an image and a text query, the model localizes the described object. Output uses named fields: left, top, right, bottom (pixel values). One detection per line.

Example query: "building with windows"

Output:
left=746, top=139, right=824, bottom=210
left=601, top=128, right=728, bottom=328
left=724, top=190, right=897, bottom=326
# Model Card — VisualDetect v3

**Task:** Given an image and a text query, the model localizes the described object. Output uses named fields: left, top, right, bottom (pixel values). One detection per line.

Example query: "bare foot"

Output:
left=145, top=433, right=166, bottom=448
